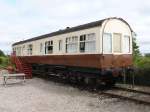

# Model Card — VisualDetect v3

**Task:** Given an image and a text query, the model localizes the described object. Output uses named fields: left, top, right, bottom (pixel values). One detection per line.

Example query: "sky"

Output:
left=0, top=0, right=150, bottom=54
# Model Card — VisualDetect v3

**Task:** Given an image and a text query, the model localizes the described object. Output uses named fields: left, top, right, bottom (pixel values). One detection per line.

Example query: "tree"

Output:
left=133, top=37, right=141, bottom=59
left=145, top=53, right=150, bottom=57
left=132, top=32, right=142, bottom=66
left=132, top=33, right=141, bottom=58
left=0, top=49, right=5, bottom=56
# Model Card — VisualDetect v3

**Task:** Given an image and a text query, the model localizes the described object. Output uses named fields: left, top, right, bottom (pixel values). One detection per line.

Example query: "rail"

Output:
left=100, top=86, right=150, bottom=106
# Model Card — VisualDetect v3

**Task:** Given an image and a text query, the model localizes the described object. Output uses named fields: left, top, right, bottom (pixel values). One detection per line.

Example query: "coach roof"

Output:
left=12, top=17, right=132, bottom=46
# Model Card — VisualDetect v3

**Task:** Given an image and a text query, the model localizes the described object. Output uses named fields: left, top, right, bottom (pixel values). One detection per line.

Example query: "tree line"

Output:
left=0, top=50, right=5, bottom=57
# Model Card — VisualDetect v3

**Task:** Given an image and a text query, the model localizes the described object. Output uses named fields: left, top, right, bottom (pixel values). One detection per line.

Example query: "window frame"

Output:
left=27, top=44, right=33, bottom=55
left=58, top=40, right=63, bottom=51
left=66, top=36, right=78, bottom=53
left=103, top=33, right=112, bottom=54
left=79, top=34, right=86, bottom=52
left=22, top=45, right=25, bottom=55
left=80, top=33, right=96, bottom=53
left=45, top=40, right=53, bottom=54
left=123, top=35, right=130, bottom=53
left=40, top=43, right=43, bottom=53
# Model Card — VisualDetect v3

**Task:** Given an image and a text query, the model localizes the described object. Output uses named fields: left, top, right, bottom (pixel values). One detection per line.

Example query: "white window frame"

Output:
left=103, top=33, right=112, bottom=54
left=40, top=43, right=43, bottom=53
left=18, top=47, right=21, bottom=56
left=45, top=41, right=53, bottom=54
left=59, top=40, right=63, bottom=51
left=66, top=36, right=78, bottom=53
left=123, top=35, right=130, bottom=53
left=27, top=44, right=33, bottom=56
left=22, top=45, right=25, bottom=56
left=80, top=33, right=96, bottom=53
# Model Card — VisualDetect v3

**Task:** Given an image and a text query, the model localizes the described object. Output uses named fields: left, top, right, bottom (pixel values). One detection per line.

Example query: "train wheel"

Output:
left=84, top=77, right=96, bottom=87
left=104, top=78, right=116, bottom=87
left=78, top=76, right=85, bottom=86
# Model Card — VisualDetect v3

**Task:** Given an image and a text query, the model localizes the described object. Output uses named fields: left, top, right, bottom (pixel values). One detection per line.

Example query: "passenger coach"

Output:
left=12, top=17, right=133, bottom=86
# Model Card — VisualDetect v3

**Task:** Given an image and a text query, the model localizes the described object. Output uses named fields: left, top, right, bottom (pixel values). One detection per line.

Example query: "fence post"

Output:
left=132, top=68, right=135, bottom=89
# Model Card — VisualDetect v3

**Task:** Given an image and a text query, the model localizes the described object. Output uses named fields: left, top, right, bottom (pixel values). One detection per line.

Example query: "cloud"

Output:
left=0, top=0, right=150, bottom=53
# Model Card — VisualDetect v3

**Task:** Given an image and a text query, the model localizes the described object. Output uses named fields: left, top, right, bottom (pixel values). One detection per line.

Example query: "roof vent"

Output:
left=66, top=27, right=70, bottom=29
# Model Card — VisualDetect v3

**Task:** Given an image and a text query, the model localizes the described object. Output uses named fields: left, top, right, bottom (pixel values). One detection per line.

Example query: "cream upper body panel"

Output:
left=13, top=26, right=101, bottom=56
left=12, top=18, right=133, bottom=56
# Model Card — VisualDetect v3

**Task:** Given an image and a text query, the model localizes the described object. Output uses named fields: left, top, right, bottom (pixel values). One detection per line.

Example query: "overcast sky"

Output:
left=0, top=0, right=150, bottom=54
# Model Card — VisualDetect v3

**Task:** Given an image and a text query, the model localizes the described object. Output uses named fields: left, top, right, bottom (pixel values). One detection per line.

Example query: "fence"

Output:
left=119, top=68, right=150, bottom=86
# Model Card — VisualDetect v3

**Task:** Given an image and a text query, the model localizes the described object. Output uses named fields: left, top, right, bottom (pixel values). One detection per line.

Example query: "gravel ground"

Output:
left=0, top=77, right=150, bottom=112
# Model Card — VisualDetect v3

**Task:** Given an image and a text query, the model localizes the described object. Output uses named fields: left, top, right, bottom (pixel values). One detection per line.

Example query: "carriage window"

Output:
left=80, top=33, right=96, bottom=53
left=123, top=35, right=130, bottom=53
left=16, top=47, right=21, bottom=56
left=59, top=40, right=63, bottom=51
left=12, top=48, right=15, bottom=55
left=27, top=44, right=33, bottom=55
left=40, top=43, right=43, bottom=53
left=113, top=33, right=122, bottom=53
left=45, top=41, right=53, bottom=54
left=13, top=48, right=15, bottom=53
left=80, top=35, right=86, bottom=52
left=18, top=47, right=21, bottom=56
left=16, top=48, right=18, bottom=55
left=103, top=33, right=112, bottom=53
left=66, top=36, right=78, bottom=53
left=22, top=45, right=25, bottom=55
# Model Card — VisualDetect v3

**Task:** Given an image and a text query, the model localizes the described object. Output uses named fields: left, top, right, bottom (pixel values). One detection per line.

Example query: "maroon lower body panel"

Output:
left=19, top=54, right=133, bottom=69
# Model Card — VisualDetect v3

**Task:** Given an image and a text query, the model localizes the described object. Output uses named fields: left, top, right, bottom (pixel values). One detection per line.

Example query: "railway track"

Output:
left=113, top=86, right=150, bottom=96
left=100, top=86, right=150, bottom=105
left=38, top=74, right=150, bottom=106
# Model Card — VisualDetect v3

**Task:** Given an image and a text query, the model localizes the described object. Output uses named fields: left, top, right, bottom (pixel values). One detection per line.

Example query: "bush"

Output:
left=135, top=57, right=150, bottom=68
left=0, top=56, right=9, bottom=68
left=0, top=57, right=2, bottom=64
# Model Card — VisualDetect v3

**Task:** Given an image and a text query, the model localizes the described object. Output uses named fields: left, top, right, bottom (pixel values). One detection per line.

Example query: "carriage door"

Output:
left=102, top=33, right=113, bottom=68
left=113, top=33, right=122, bottom=53
left=113, top=33, right=122, bottom=66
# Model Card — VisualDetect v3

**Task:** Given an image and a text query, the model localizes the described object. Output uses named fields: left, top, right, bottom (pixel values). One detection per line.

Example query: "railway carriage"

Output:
left=12, top=17, right=133, bottom=86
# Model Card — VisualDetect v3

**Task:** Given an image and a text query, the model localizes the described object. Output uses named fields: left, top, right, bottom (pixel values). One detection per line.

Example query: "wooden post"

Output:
left=132, top=70, right=135, bottom=89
